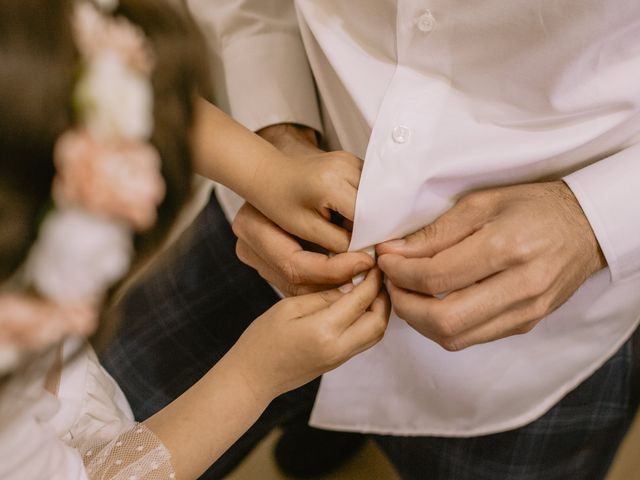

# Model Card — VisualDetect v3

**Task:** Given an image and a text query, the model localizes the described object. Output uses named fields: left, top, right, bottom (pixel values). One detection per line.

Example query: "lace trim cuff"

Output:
left=73, top=423, right=175, bottom=480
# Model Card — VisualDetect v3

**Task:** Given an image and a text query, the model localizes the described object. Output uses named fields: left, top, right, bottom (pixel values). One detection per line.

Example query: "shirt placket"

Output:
left=351, top=0, right=452, bottom=250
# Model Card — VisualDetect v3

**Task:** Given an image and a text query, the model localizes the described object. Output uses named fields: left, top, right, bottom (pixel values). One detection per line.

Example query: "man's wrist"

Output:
left=257, top=123, right=320, bottom=156
left=556, top=181, right=607, bottom=273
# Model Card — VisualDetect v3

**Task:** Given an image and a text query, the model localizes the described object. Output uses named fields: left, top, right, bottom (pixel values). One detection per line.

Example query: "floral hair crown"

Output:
left=0, top=0, right=165, bottom=373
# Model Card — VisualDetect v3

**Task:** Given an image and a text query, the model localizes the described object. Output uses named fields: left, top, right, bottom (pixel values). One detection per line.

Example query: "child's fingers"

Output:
left=308, top=213, right=352, bottom=253
left=335, top=291, right=391, bottom=359
left=325, top=183, right=359, bottom=223
left=344, top=165, right=363, bottom=190
left=313, top=268, right=382, bottom=332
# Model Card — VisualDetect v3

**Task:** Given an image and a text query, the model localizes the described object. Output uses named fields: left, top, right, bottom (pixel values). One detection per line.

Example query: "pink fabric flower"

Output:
left=74, top=3, right=154, bottom=74
left=53, top=130, right=166, bottom=232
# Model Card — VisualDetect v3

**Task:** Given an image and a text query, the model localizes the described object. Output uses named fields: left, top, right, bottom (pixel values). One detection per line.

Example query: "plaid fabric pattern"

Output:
left=375, top=339, right=637, bottom=480
left=101, top=194, right=638, bottom=479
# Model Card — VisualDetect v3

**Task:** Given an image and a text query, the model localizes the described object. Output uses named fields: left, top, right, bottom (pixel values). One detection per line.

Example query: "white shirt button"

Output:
left=417, top=11, right=436, bottom=33
left=392, top=125, right=411, bottom=144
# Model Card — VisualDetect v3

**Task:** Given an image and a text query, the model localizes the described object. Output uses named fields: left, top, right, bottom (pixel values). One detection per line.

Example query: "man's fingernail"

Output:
left=351, top=272, right=367, bottom=286
left=384, top=239, right=406, bottom=249
left=339, top=283, right=355, bottom=293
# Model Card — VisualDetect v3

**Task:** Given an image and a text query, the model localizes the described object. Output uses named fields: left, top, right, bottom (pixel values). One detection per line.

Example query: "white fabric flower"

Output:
left=0, top=347, right=20, bottom=376
left=94, top=0, right=118, bottom=12
left=28, top=208, right=133, bottom=302
left=76, top=53, right=153, bottom=142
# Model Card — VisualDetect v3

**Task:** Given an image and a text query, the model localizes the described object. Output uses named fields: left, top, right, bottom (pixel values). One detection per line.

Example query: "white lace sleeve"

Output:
left=72, top=423, right=176, bottom=480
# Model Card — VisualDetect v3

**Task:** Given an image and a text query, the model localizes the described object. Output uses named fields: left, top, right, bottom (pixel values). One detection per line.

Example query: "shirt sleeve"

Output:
left=563, top=143, right=640, bottom=283
left=186, top=0, right=323, bottom=133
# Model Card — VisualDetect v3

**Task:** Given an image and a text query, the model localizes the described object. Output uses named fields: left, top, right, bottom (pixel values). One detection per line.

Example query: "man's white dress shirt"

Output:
left=188, top=0, right=640, bottom=436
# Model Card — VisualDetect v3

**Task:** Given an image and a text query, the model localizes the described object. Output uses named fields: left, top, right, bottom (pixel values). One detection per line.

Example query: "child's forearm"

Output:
left=142, top=351, right=273, bottom=480
left=191, top=98, right=285, bottom=204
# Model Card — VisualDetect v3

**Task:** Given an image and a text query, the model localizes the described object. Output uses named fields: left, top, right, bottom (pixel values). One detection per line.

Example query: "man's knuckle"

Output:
left=487, top=233, right=508, bottom=257
left=419, top=271, right=447, bottom=295
left=460, top=191, right=490, bottom=211
left=287, top=283, right=305, bottom=298
left=440, top=337, right=464, bottom=352
left=235, top=242, right=247, bottom=262
left=317, top=290, right=335, bottom=304
left=276, top=259, right=301, bottom=284
left=317, top=329, right=335, bottom=348
left=511, top=236, right=536, bottom=263
left=524, top=267, right=553, bottom=298
left=536, top=296, right=554, bottom=317
left=231, top=216, right=246, bottom=238
left=432, top=312, right=458, bottom=338
left=516, top=323, right=535, bottom=335
left=421, top=223, right=441, bottom=243
left=372, top=316, right=388, bottom=339
left=392, top=302, right=410, bottom=322
left=527, top=297, right=551, bottom=320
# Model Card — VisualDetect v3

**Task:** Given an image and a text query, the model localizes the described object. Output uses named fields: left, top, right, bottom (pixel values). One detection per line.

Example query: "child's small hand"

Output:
left=227, top=268, right=390, bottom=402
left=247, top=149, right=364, bottom=255
left=234, top=146, right=374, bottom=296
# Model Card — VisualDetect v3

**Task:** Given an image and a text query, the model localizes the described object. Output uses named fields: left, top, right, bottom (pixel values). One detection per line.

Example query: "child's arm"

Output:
left=191, top=98, right=364, bottom=255
left=143, top=269, right=389, bottom=479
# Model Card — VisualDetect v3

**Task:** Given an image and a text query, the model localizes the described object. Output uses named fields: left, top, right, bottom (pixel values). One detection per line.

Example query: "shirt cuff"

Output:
left=563, top=143, right=640, bottom=283
left=221, top=32, right=323, bottom=134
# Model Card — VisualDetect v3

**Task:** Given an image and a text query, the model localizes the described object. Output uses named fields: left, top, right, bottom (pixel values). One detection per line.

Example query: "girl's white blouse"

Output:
left=0, top=339, right=171, bottom=479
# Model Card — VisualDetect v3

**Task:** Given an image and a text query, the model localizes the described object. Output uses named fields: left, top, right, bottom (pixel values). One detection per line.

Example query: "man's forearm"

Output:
left=257, top=123, right=320, bottom=155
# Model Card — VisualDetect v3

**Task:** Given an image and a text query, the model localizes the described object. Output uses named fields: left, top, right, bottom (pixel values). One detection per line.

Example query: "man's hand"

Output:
left=234, top=203, right=374, bottom=296
left=232, top=123, right=374, bottom=296
left=377, top=181, right=606, bottom=351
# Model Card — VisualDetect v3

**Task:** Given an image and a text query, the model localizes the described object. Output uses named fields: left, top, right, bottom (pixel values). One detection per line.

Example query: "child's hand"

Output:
left=227, top=268, right=390, bottom=401
left=234, top=146, right=374, bottom=296
left=246, top=148, right=364, bottom=254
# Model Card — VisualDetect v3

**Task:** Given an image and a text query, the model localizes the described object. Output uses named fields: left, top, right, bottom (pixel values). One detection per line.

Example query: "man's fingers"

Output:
left=236, top=240, right=329, bottom=296
left=385, top=267, right=532, bottom=339
left=314, top=268, right=382, bottom=331
left=233, top=203, right=301, bottom=263
left=384, top=280, right=447, bottom=340
left=289, top=249, right=374, bottom=286
left=234, top=204, right=373, bottom=287
left=376, top=192, right=494, bottom=258
left=437, top=307, right=541, bottom=352
left=378, top=227, right=507, bottom=295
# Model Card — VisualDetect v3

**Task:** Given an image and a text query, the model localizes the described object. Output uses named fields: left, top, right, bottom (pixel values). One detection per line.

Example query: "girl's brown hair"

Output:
left=0, top=0, right=210, bottom=282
